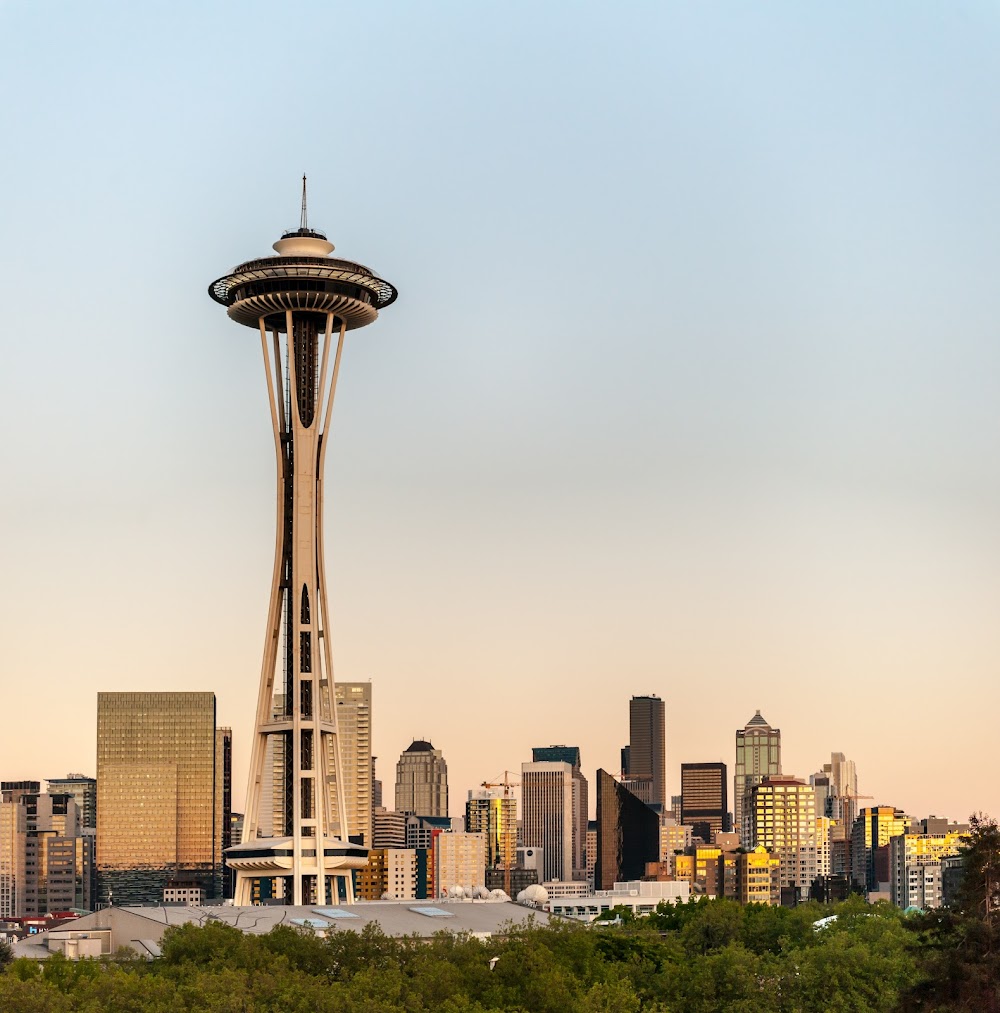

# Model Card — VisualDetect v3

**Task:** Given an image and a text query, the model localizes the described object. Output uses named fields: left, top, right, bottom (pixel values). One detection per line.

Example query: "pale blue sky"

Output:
left=2, top=2, right=999, bottom=820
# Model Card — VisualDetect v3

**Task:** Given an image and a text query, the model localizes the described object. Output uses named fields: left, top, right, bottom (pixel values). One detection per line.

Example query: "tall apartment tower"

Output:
left=208, top=181, right=396, bottom=905
left=46, top=775, right=97, bottom=832
left=328, top=683, right=373, bottom=846
left=466, top=790, right=517, bottom=872
left=622, top=696, right=666, bottom=810
left=747, top=776, right=817, bottom=901
left=395, top=740, right=448, bottom=816
left=680, top=762, right=729, bottom=842
left=734, top=710, right=781, bottom=840
left=96, top=692, right=226, bottom=906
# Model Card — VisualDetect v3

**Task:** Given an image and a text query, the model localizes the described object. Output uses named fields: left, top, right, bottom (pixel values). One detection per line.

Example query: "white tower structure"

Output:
left=209, top=180, right=397, bottom=905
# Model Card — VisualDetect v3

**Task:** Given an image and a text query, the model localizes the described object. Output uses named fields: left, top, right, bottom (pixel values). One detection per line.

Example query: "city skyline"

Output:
left=3, top=3, right=1000, bottom=825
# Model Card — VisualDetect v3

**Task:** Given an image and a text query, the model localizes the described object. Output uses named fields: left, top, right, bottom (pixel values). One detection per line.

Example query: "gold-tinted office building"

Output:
left=96, top=692, right=229, bottom=906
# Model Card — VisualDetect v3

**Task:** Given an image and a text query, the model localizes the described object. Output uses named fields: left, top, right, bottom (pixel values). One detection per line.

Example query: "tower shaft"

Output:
left=238, top=310, right=350, bottom=906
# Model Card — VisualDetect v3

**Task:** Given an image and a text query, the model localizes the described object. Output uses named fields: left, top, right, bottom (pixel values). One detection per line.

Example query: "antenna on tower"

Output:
left=300, top=174, right=309, bottom=231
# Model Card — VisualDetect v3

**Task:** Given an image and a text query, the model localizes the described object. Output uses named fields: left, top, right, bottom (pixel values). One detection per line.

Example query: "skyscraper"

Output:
left=622, top=696, right=666, bottom=810
left=521, top=751, right=589, bottom=883
left=734, top=710, right=781, bottom=839
left=96, top=692, right=225, bottom=906
left=209, top=182, right=396, bottom=905
left=395, top=740, right=449, bottom=816
left=0, top=801, right=27, bottom=918
left=328, top=683, right=373, bottom=846
left=215, top=728, right=233, bottom=899
left=680, top=762, right=729, bottom=842
left=747, top=776, right=817, bottom=901
left=594, top=769, right=659, bottom=890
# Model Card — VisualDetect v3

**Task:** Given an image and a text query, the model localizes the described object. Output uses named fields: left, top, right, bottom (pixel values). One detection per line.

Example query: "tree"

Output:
left=956, top=812, right=1000, bottom=932
left=0, top=937, right=12, bottom=969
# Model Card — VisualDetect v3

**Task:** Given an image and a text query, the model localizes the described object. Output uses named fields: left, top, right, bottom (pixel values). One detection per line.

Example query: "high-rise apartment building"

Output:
left=328, top=683, right=373, bottom=845
left=46, top=776, right=97, bottom=833
left=747, top=776, right=817, bottom=901
left=395, top=740, right=448, bottom=817
left=465, top=791, right=516, bottom=872
left=889, top=832, right=967, bottom=910
left=96, top=692, right=226, bottom=906
left=734, top=710, right=781, bottom=839
left=850, top=806, right=912, bottom=893
left=680, top=762, right=729, bottom=842
left=594, top=769, right=659, bottom=891
left=621, top=696, right=666, bottom=810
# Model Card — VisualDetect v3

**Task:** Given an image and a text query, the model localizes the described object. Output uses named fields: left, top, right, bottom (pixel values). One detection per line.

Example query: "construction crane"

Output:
left=481, top=772, right=520, bottom=897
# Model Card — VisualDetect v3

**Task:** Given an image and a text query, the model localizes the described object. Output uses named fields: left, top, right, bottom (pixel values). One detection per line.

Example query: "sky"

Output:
left=2, top=2, right=999, bottom=824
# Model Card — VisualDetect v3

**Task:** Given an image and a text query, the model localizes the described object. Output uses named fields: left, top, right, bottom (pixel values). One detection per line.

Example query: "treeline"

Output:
left=0, top=899, right=918, bottom=1012
left=0, top=815, right=996, bottom=1012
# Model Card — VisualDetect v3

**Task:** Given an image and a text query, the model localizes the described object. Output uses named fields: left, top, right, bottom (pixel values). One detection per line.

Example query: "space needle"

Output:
left=208, top=179, right=397, bottom=905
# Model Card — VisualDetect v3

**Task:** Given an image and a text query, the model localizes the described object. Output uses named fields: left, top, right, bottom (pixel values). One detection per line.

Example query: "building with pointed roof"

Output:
left=734, top=710, right=781, bottom=841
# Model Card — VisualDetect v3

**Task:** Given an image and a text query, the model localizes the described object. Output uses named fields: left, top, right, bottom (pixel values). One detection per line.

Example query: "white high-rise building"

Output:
left=521, top=761, right=580, bottom=883
left=328, top=683, right=372, bottom=846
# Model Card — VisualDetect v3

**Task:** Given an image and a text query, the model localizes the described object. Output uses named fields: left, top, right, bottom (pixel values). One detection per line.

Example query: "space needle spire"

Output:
left=208, top=183, right=398, bottom=906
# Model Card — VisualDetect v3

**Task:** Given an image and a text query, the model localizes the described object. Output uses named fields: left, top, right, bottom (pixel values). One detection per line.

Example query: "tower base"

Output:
left=226, top=837, right=369, bottom=906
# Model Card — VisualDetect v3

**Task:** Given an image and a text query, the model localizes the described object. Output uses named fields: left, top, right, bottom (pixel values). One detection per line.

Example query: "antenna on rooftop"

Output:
left=300, top=174, right=309, bottom=231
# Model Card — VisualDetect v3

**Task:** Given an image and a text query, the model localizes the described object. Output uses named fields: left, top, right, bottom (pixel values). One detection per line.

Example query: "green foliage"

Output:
left=899, top=812, right=1000, bottom=1010
left=0, top=890, right=973, bottom=1011
left=0, top=936, right=13, bottom=968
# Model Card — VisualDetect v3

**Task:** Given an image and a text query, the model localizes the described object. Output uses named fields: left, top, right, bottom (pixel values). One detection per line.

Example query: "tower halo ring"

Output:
left=209, top=255, right=397, bottom=331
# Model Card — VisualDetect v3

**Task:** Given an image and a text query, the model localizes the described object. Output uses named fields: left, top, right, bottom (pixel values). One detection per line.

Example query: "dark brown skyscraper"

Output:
left=680, top=762, right=728, bottom=843
left=624, top=696, right=666, bottom=810
left=594, top=769, right=659, bottom=890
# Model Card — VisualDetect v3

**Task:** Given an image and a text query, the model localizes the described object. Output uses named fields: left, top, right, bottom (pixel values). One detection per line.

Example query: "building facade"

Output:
left=435, top=832, right=486, bottom=897
left=96, top=692, right=225, bottom=906
left=594, top=769, right=659, bottom=891
left=395, top=740, right=448, bottom=817
left=46, top=776, right=97, bottom=833
left=622, top=696, right=667, bottom=810
left=373, top=807, right=408, bottom=849
left=465, top=792, right=516, bottom=872
left=747, top=776, right=817, bottom=900
left=323, top=683, right=373, bottom=847
left=521, top=761, right=580, bottom=883
left=680, top=762, right=729, bottom=842
left=851, top=806, right=913, bottom=893
left=734, top=711, right=781, bottom=840
left=889, top=832, right=967, bottom=910
left=734, top=846, right=781, bottom=905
